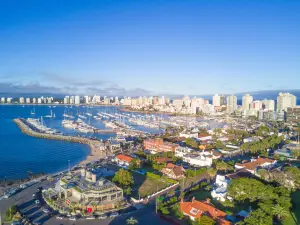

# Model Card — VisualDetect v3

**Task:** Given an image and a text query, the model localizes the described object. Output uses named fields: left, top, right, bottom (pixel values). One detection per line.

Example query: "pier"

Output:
left=13, top=118, right=104, bottom=146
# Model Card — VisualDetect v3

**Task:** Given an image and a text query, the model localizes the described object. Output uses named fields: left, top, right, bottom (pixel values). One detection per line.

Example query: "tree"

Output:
left=5, top=205, right=18, bottom=220
left=127, top=217, right=139, bottom=224
left=215, top=161, right=233, bottom=173
left=198, top=215, right=216, bottom=225
left=113, top=169, right=134, bottom=190
left=242, top=209, right=272, bottom=225
left=271, top=204, right=289, bottom=220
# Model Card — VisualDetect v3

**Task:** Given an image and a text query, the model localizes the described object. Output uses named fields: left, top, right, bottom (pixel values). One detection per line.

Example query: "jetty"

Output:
left=13, top=118, right=103, bottom=146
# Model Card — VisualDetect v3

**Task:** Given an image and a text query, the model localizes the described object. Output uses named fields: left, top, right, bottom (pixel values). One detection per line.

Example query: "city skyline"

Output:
left=1, top=0, right=300, bottom=96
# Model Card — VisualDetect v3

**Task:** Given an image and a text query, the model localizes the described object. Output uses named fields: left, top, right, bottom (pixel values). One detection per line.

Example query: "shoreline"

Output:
left=13, top=118, right=108, bottom=167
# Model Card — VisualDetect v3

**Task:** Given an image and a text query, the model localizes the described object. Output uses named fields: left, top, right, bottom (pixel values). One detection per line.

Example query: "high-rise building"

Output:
left=212, top=94, right=221, bottom=107
left=251, top=100, right=263, bottom=111
left=7, top=98, right=12, bottom=103
left=19, top=97, right=24, bottom=104
left=262, top=99, right=275, bottom=111
left=183, top=96, right=191, bottom=107
left=75, top=96, right=80, bottom=105
left=277, top=92, right=297, bottom=111
left=226, top=95, right=237, bottom=114
left=32, top=98, right=36, bottom=104
left=64, top=96, right=70, bottom=104
left=37, top=98, right=42, bottom=104
left=1, top=97, right=5, bottom=103
left=242, top=94, right=253, bottom=110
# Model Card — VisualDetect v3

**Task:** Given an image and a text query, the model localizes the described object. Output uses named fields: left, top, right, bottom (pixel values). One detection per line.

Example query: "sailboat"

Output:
left=45, top=110, right=55, bottom=118
left=30, top=108, right=36, bottom=115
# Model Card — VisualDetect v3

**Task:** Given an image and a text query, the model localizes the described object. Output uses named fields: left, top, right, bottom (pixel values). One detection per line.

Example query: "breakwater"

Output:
left=13, top=118, right=102, bottom=147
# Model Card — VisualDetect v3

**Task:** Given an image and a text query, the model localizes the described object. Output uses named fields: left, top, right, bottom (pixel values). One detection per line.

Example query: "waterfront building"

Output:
left=226, top=95, right=237, bottom=114
left=64, top=96, right=70, bottom=104
left=37, top=98, right=42, bottom=104
left=75, top=95, right=80, bottom=105
left=173, top=99, right=183, bottom=110
left=242, top=94, right=253, bottom=110
left=47, top=97, right=53, bottom=104
left=7, top=98, right=12, bottom=103
left=277, top=92, right=296, bottom=111
left=286, top=106, right=300, bottom=123
left=92, top=95, right=101, bottom=103
left=32, top=98, right=36, bottom=104
left=0, top=97, right=5, bottom=103
left=262, top=99, right=275, bottom=111
left=58, top=168, right=123, bottom=213
left=180, top=198, right=231, bottom=224
left=19, top=97, right=25, bottom=104
left=84, top=96, right=90, bottom=104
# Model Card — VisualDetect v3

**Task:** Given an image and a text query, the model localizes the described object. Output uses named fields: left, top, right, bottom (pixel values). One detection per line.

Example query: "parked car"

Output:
left=110, top=212, right=119, bottom=218
left=86, top=216, right=95, bottom=220
left=35, top=200, right=40, bottom=205
left=43, top=208, right=50, bottom=213
left=69, top=216, right=77, bottom=221
left=56, top=215, right=65, bottom=220
left=98, top=214, right=108, bottom=219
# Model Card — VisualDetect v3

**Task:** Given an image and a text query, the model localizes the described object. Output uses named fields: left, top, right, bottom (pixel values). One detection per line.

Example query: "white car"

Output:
left=35, top=200, right=40, bottom=205
left=43, top=208, right=50, bottom=213
left=98, top=214, right=107, bottom=219
left=86, top=216, right=95, bottom=220
left=69, top=217, right=77, bottom=221
left=56, top=215, right=64, bottom=220
left=110, top=212, right=119, bottom=218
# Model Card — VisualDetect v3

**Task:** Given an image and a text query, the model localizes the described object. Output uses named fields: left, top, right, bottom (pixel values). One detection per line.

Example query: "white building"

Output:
left=19, top=97, right=24, bottom=104
left=262, top=99, right=275, bottom=111
left=75, top=96, right=80, bottom=105
left=64, top=96, right=70, bottom=104
left=211, top=175, right=230, bottom=202
left=37, top=98, right=42, bottom=104
left=213, top=94, right=221, bottom=107
left=175, top=147, right=194, bottom=157
left=32, top=98, right=36, bottom=104
left=226, top=95, right=237, bottom=114
left=182, top=151, right=221, bottom=167
left=277, top=92, right=296, bottom=111
left=242, top=94, right=253, bottom=110
left=7, top=98, right=12, bottom=103
left=251, top=100, right=263, bottom=111
left=0, top=97, right=5, bottom=103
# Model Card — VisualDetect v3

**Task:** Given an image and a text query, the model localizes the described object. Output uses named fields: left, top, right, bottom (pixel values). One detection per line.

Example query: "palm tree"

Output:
left=127, top=217, right=139, bottom=225
left=272, top=204, right=289, bottom=220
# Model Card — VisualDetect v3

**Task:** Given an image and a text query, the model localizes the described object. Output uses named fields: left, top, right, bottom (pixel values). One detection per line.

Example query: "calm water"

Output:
left=0, top=105, right=161, bottom=179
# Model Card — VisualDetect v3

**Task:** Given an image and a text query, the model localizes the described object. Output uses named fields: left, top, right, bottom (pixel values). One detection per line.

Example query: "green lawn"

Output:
left=282, top=191, right=300, bottom=225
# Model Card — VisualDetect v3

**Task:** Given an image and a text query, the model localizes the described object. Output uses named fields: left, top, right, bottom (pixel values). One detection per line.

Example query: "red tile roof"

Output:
left=116, top=154, right=133, bottom=163
left=180, top=199, right=231, bottom=225
left=235, top=158, right=276, bottom=171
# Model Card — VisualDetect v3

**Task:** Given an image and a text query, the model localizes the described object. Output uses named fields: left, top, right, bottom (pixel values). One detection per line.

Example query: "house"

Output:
left=243, top=137, right=258, bottom=143
left=113, top=154, right=134, bottom=167
left=235, top=157, right=277, bottom=174
left=153, top=157, right=170, bottom=164
left=211, top=175, right=230, bottom=202
left=180, top=198, right=232, bottom=225
left=182, top=150, right=222, bottom=167
left=161, top=163, right=185, bottom=179
left=175, top=146, right=193, bottom=157
left=179, top=132, right=199, bottom=139
left=198, top=133, right=213, bottom=141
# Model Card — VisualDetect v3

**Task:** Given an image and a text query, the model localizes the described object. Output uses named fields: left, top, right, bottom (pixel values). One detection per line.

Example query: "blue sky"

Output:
left=0, top=0, right=299, bottom=96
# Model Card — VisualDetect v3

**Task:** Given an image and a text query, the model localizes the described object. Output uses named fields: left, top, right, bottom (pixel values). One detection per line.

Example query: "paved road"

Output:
left=0, top=178, right=170, bottom=225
